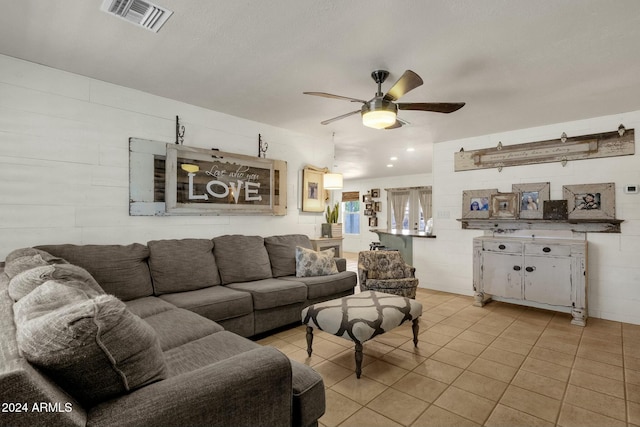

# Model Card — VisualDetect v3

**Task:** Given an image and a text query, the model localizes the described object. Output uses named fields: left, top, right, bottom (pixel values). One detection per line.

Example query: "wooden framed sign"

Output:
left=128, top=138, right=286, bottom=216
left=165, top=144, right=287, bottom=215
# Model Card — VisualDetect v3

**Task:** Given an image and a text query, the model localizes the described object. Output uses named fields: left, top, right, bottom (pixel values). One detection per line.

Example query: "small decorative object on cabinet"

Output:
left=472, top=236, right=587, bottom=326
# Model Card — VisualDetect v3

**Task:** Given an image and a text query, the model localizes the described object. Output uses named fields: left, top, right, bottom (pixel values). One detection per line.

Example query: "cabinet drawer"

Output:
left=524, top=243, right=572, bottom=257
left=483, top=240, right=522, bottom=253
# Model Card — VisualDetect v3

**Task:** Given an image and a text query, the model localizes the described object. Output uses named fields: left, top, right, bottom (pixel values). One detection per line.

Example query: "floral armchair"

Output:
left=357, top=250, right=419, bottom=299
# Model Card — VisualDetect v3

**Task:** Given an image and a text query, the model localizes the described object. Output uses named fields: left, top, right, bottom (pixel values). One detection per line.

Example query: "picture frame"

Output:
left=374, top=201, right=382, bottom=212
left=365, top=202, right=373, bottom=210
left=371, top=188, right=380, bottom=198
left=302, top=168, right=325, bottom=212
left=364, top=209, right=373, bottom=216
left=462, top=189, right=498, bottom=219
left=490, top=192, right=520, bottom=219
left=563, top=182, right=616, bottom=220
left=512, top=182, right=550, bottom=219
left=369, top=216, right=378, bottom=227
left=362, top=193, right=372, bottom=203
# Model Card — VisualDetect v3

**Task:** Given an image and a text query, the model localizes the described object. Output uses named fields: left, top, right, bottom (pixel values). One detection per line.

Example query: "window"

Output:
left=387, top=187, right=431, bottom=232
left=343, top=201, right=360, bottom=234
left=341, top=191, right=360, bottom=235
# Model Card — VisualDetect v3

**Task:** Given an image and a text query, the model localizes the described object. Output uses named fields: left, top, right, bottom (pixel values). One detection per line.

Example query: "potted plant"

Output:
left=323, top=202, right=342, bottom=238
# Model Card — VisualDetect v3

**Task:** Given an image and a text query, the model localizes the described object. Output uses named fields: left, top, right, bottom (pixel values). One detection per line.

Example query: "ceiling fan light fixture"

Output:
left=362, top=99, right=397, bottom=129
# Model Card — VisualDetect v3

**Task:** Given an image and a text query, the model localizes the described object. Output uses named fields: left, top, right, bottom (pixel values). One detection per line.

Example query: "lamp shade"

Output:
left=323, top=173, right=343, bottom=190
left=362, top=110, right=397, bottom=129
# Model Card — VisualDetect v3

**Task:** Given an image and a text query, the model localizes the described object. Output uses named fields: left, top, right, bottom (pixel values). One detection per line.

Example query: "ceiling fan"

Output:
left=304, top=70, right=465, bottom=129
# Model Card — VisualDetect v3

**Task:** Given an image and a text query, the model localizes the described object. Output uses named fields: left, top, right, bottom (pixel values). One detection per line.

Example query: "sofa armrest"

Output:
left=87, top=346, right=293, bottom=427
left=334, top=257, right=346, bottom=272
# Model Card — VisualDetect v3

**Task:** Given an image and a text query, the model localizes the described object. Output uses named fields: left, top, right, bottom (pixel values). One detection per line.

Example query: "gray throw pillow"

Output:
left=4, top=248, right=68, bottom=278
left=9, top=264, right=104, bottom=302
left=16, top=290, right=167, bottom=406
left=295, top=246, right=339, bottom=278
left=13, top=279, right=103, bottom=325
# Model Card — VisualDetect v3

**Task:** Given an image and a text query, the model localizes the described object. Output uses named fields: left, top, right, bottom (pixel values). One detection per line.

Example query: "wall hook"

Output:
left=560, top=132, right=567, bottom=143
left=258, top=134, right=268, bottom=158
left=618, top=124, right=626, bottom=136
left=175, top=116, right=185, bottom=145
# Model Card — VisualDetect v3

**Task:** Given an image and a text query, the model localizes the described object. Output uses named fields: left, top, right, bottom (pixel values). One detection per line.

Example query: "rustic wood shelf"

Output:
left=457, top=218, right=623, bottom=233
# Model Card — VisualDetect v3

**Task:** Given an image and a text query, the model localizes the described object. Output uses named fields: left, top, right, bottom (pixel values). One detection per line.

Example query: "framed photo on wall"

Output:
left=462, top=189, right=498, bottom=219
left=490, top=193, right=520, bottom=219
left=563, top=182, right=616, bottom=220
left=302, top=168, right=325, bottom=212
left=512, top=182, right=550, bottom=219
left=371, top=188, right=380, bottom=198
left=369, top=216, right=378, bottom=227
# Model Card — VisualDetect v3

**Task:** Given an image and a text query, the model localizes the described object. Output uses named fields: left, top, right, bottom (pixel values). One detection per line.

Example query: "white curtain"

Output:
left=390, top=191, right=410, bottom=230
left=418, top=188, right=432, bottom=220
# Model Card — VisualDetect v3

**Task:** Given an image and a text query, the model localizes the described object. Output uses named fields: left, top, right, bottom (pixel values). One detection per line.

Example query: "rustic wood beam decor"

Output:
left=454, top=125, right=634, bottom=172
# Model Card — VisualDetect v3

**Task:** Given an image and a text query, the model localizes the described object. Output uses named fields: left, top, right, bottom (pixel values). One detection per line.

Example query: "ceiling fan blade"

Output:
left=303, top=92, right=367, bottom=103
left=320, top=110, right=361, bottom=125
left=383, top=70, right=424, bottom=102
left=397, top=102, right=466, bottom=113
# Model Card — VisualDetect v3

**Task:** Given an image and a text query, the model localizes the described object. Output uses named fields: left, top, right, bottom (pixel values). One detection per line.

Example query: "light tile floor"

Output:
left=258, top=252, right=640, bottom=427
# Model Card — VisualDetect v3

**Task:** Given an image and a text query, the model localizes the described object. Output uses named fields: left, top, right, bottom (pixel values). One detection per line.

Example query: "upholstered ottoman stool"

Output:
left=301, top=291, right=423, bottom=378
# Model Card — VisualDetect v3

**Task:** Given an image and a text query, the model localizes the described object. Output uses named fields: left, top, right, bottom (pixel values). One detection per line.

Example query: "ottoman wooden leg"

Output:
left=354, top=341, right=363, bottom=378
left=306, top=326, right=314, bottom=357
left=412, top=318, right=420, bottom=347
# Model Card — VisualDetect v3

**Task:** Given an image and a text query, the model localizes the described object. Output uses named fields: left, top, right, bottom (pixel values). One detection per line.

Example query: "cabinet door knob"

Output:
left=498, top=244, right=506, bottom=250
left=543, top=247, right=551, bottom=253
left=525, top=266, right=535, bottom=272
left=513, top=265, right=521, bottom=271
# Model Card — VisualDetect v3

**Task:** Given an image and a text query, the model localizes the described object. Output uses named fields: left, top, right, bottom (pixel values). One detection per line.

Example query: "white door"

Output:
left=482, top=252, right=523, bottom=299
left=523, top=255, right=572, bottom=306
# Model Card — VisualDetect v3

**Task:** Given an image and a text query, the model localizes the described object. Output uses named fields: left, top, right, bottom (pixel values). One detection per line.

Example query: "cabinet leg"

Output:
left=473, top=291, right=491, bottom=307
left=571, top=308, right=587, bottom=327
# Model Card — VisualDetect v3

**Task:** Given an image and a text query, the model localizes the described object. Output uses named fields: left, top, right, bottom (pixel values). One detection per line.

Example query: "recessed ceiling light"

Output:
left=387, top=164, right=394, bottom=168
left=390, top=156, right=398, bottom=161
left=406, top=147, right=415, bottom=152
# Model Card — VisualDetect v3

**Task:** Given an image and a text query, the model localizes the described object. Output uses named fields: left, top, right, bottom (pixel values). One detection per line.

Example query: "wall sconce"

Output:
left=323, top=173, right=343, bottom=190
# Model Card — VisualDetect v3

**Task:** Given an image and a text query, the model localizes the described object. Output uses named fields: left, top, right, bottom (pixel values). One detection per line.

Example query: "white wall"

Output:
left=0, top=55, right=334, bottom=259
left=423, top=111, right=640, bottom=325
left=340, top=173, right=432, bottom=253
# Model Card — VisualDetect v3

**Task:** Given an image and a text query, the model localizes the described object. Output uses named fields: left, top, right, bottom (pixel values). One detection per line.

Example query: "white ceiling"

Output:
left=2, top=0, right=640, bottom=179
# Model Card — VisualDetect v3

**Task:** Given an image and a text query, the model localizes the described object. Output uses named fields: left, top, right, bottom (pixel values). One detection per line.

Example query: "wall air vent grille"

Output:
left=100, top=0, right=173, bottom=33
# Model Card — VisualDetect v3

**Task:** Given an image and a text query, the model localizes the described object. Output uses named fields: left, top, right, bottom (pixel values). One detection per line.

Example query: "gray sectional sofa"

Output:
left=0, top=234, right=357, bottom=427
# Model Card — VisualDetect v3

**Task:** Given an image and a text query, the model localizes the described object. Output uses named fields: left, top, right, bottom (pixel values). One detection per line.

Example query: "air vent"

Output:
left=100, top=0, right=173, bottom=33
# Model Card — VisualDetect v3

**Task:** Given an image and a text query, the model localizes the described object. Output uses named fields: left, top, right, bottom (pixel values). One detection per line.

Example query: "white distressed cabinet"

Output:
left=473, top=236, right=587, bottom=326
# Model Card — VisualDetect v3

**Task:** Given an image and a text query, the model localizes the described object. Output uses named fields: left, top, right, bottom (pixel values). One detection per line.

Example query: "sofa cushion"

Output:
left=4, top=248, right=68, bottom=278
left=35, top=243, right=153, bottom=301
left=159, top=285, right=253, bottom=322
left=148, top=239, right=221, bottom=295
left=295, top=246, right=339, bottom=278
left=226, top=278, right=307, bottom=310
left=15, top=289, right=167, bottom=406
left=140, top=307, right=225, bottom=351
left=125, top=296, right=177, bottom=318
left=264, top=234, right=313, bottom=277
left=8, top=264, right=103, bottom=302
left=281, top=271, right=357, bottom=300
left=213, top=235, right=272, bottom=284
